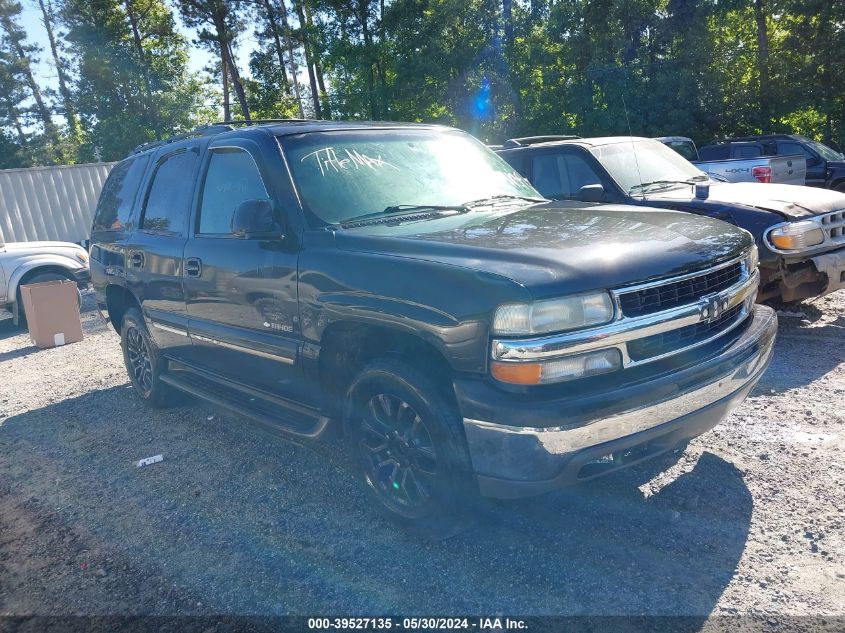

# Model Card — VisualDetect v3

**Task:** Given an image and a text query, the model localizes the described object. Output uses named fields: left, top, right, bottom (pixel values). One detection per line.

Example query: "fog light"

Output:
left=491, top=348, right=622, bottom=385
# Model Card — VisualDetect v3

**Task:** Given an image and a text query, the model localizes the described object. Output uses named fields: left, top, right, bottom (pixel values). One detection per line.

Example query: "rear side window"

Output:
left=734, top=145, right=762, bottom=158
left=92, top=155, right=149, bottom=232
left=197, top=148, right=269, bottom=235
left=141, top=150, right=198, bottom=234
left=531, top=153, right=601, bottom=199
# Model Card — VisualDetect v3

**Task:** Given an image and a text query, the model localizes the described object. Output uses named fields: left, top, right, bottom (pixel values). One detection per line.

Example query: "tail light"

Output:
left=752, top=166, right=772, bottom=183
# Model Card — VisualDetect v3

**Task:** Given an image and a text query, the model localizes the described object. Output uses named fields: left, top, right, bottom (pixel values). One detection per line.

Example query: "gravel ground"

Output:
left=0, top=290, right=843, bottom=623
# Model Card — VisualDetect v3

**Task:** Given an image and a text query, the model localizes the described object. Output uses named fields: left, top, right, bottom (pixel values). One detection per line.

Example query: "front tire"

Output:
left=344, top=358, right=476, bottom=538
left=120, top=307, right=179, bottom=408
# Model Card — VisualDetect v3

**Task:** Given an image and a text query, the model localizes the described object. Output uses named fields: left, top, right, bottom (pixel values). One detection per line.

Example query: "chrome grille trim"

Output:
left=492, top=254, right=757, bottom=368
left=820, top=210, right=845, bottom=246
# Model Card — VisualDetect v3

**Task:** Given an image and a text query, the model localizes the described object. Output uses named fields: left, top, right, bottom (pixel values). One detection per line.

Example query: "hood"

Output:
left=334, top=202, right=751, bottom=298
left=2, top=240, right=85, bottom=252
left=646, top=182, right=845, bottom=219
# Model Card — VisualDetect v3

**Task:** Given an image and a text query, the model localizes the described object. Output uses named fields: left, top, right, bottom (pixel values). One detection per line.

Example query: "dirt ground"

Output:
left=0, top=290, right=843, bottom=625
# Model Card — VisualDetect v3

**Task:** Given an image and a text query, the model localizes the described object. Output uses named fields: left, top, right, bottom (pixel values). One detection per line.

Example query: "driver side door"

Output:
left=182, top=138, right=302, bottom=399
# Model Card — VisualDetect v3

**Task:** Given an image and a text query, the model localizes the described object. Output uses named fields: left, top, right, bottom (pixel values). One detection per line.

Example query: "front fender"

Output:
left=6, top=255, right=86, bottom=303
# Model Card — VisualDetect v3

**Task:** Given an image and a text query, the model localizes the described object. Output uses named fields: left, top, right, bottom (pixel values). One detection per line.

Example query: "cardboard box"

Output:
left=20, top=280, right=83, bottom=349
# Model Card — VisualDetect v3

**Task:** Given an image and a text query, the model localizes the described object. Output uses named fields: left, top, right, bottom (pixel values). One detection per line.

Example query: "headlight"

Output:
left=74, top=250, right=89, bottom=264
left=493, top=292, right=614, bottom=335
left=491, top=348, right=622, bottom=385
left=745, top=245, right=759, bottom=273
left=768, top=221, right=825, bottom=251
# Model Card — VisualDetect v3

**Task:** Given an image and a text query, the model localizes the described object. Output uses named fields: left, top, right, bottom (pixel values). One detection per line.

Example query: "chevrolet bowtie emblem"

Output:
left=700, top=294, right=730, bottom=322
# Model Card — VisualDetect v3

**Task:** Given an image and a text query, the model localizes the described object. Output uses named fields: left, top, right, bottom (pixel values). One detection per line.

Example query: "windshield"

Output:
left=280, top=129, right=541, bottom=225
left=662, top=140, right=699, bottom=161
left=807, top=140, right=844, bottom=161
left=591, top=138, right=708, bottom=193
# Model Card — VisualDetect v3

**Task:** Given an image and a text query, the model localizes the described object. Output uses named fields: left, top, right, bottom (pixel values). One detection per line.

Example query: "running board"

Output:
left=160, top=362, right=330, bottom=441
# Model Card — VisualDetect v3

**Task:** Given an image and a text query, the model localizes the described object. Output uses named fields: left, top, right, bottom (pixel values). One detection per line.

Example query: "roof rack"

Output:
left=502, top=135, right=581, bottom=148
left=131, top=124, right=232, bottom=155
left=213, top=118, right=317, bottom=126
left=131, top=119, right=321, bottom=155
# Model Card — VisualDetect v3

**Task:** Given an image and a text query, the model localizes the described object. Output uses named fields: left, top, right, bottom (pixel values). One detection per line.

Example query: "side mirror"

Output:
left=231, top=199, right=282, bottom=239
left=577, top=184, right=605, bottom=203
left=807, top=156, right=822, bottom=167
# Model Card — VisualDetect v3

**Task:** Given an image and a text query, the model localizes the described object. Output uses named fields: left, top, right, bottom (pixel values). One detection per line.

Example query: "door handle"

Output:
left=185, top=258, right=202, bottom=278
left=128, top=252, right=145, bottom=269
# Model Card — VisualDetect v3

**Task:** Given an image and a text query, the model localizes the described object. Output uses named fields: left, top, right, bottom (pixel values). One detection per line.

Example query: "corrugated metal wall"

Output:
left=0, top=162, right=115, bottom=244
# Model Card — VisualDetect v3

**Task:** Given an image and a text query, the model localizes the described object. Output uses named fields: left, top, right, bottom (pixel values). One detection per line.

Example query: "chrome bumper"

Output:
left=463, top=305, right=777, bottom=496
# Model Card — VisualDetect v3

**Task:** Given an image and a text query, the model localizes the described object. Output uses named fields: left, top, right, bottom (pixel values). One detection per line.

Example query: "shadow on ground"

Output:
left=0, top=385, right=751, bottom=619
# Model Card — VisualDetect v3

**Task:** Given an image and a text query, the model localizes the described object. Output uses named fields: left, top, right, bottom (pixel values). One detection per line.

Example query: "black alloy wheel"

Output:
left=359, top=392, right=439, bottom=512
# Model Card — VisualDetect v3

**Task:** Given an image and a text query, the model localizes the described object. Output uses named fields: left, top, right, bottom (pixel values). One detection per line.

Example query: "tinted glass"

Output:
left=777, top=142, right=809, bottom=158
left=198, top=149, right=269, bottom=235
left=664, top=141, right=698, bottom=161
left=531, top=153, right=601, bottom=199
left=735, top=145, right=762, bottom=158
left=141, top=150, right=198, bottom=233
left=281, top=129, right=540, bottom=225
left=92, top=156, right=149, bottom=231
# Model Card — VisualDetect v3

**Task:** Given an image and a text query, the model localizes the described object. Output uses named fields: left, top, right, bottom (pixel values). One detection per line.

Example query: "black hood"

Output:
left=646, top=182, right=845, bottom=219
left=334, top=201, right=752, bottom=299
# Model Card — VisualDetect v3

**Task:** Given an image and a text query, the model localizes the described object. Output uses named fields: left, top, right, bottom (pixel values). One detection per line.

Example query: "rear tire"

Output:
left=120, top=307, right=180, bottom=408
left=14, top=271, right=80, bottom=328
left=343, top=358, right=477, bottom=539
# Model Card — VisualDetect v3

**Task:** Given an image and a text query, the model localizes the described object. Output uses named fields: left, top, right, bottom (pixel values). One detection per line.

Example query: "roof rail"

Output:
left=502, top=135, right=581, bottom=148
left=131, top=124, right=233, bottom=155
left=213, top=118, right=317, bottom=126
left=130, top=119, right=320, bottom=155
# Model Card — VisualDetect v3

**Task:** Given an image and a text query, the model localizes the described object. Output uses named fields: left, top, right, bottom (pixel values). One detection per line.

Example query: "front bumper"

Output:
left=73, top=267, right=91, bottom=289
left=459, top=305, right=777, bottom=498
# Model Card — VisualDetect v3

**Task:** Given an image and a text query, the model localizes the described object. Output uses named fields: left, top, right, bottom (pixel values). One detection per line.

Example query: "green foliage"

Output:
left=59, top=0, right=208, bottom=161
left=0, top=0, right=843, bottom=168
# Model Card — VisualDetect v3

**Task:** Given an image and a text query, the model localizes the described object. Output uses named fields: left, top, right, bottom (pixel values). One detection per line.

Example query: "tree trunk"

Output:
left=276, top=0, right=305, bottom=118
left=356, top=0, right=378, bottom=119
left=221, top=45, right=230, bottom=121
left=124, top=0, right=159, bottom=137
left=261, top=0, right=291, bottom=94
left=502, top=0, right=513, bottom=49
left=0, top=12, right=63, bottom=159
left=753, top=0, right=770, bottom=130
left=37, top=0, right=80, bottom=141
left=293, top=0, right=322, bottom=118
left=303, top=0, right=329, bottom=118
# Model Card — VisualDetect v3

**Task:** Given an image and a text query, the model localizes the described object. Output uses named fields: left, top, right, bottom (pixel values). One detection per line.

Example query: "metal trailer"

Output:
left=0, top=162, right=115, bottom=245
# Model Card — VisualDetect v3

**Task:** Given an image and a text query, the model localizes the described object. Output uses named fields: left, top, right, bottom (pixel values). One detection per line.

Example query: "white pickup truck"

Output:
left=0, top=239, right=90, bottom=326
left=656, top=136, right=806, bottom=185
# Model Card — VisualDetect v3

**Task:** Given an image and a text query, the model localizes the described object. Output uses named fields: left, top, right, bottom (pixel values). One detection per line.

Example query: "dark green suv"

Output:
left=89, top=120, right=776, bottom=531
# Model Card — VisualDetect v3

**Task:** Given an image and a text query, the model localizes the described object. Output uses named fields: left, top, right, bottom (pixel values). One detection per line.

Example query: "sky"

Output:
left=17, top=0, right=261, bottom=116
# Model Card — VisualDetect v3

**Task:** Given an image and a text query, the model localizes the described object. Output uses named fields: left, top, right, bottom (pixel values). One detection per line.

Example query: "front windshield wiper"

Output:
left=338, top=204, right=470, bottom=227
left=462, top=194, right=547, bottom=208
left=629, top=176, right=708, bottom=194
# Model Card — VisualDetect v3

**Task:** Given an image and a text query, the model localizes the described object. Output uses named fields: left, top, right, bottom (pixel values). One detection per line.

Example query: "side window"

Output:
left=197, top=148, right=269, bottom=235
left=532, top=153, right=601, bottom=199
left=734, top=145, right=762, bottom=158
left=778, top=142, right=812, bottom=159
left=92, top=155, right=149, bottom=231
left=141, top=150, right=198, bottom=234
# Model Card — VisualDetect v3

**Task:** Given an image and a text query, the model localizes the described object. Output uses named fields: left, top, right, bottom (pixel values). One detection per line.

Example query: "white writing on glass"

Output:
left=301, top=146, right=399, bottom=176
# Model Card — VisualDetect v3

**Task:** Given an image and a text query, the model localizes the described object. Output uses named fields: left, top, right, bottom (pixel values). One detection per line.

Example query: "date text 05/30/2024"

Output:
left=307, top=618, right=528, bottom=630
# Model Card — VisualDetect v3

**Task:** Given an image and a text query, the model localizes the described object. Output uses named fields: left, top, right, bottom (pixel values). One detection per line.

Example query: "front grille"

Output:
left=627, top=304, right=744, bottom=362
left=617, top=261, right=743, bottom=318
left=820, top=211, right=845, bottom=245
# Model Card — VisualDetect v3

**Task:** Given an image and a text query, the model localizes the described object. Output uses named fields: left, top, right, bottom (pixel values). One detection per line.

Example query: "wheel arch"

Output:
left=10, top=262, right=78, bottom=303
left=317, top=321, right=459, bottom=418
left=105, top=284, right=141, bottom=333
